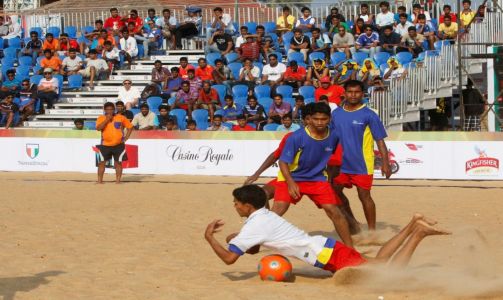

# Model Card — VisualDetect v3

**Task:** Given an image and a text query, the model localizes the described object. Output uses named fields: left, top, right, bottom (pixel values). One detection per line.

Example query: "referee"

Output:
left=96, top=102, right=134, bottom=184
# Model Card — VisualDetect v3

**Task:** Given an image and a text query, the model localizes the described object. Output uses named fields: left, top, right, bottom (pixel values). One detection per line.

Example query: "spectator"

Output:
left=358, top=59, right=381, bottom=88
left=439, top=5, right=457, bottom=23
left=331, top=26, right=356, bottom=58
left=334, top=60, right=358, bottom=85
left=102, top=40, right=120, bottom=71
left=305, top=58, right=329, bottom=87
left=292, top=95, right=305, bottom=123
left=98, top=30, right=116, bottom=51
left=80, top=49, right=109, bottom=89
left=262, top=53, right=286, bottom=88
left=318, top=94, right=337, bottom=111
left=79, top=25, right=99, bottom=54
left=438, top=15, right=458, bottom=40
left=255, top=25, right=276, bottom=61
left=57, top=33, right=80, bottom=56
left=166, top=118, right=178, bottom=131
left=325, top=7, right=346, bottom=31
left=2, top=15, right=21, bottom=40
left=428, top=97, right=451, bottom=131
left=198, top=81, right=221, bottom=122
left=151, top=60, right=172, bottom=90
left=398, top=26, right=424, bottom=58
left=416, top=14, right=435, bottom=50
left=310, top=27, right=331, bottom=58
left=157, top=105, right=173, bottom=130
left=116, top=100, right=134, bottom=121
left=238, top=36, right=261, bottom=62
left=74, top=119, right=85, bottom=130
left=207, top=114, right=229, bottom=131
left=0, top=70, right=20, bottom=98
left=367, top=76, right=386, bottom=94
left=42, top=33, right=59, bottom=53
left=277, top=114, right=300, bottom=132
left=39, top=49, right=62, bottom=74
left=352, top=18, right=365, bottom=38
left=288, top=29, right=310, bottom=62
left=205, top=28, right=234, bottom=56
left=127, top=9, right=144, bottom=35
left=222, top=95, right=243, bottom=123
left=19, top=31, right=42, bottom=65
left=18, top=79, right=37, bottom=122
left=119, top=30, right=138, bottom=68
left=461, top=0, right=476, bottom=29
left=165, top=67, right=183, bottom=97
left=0, top=16, right=8, bottom=37
left=395, top=13, right=414, bottom=37
left=195, top=58, right=214, bottom=82
left=394, top=6, right=408, bottom=24
left=104, top=7, right=124, bottom=34
left=232, top=114, right=255, bottom=131
left=207, top=7, right=235, bottom=40
left=276, top=6, right=295, bottom=34
left=212, top=59, right=233, bottom=90
left=238, top=58, right=260, bottom=88
left=314, top=76, right=345, bottom=105
left=268, top=94, right=291, bottom=124
left=295, top=7, right=316, bottom=33
left=235, top=26, right=249, bottom=49
left=132, top=103, right=158, bottom=130
left=144, top=8, right=160, bottom=30
left=463, top=79, right=486, bottom=131
left=174, top=7, right=201, bottom=50
left=37, top=68, right=59, bottom=112
left=173, top=80, right=198, bottom=115
left=411, top=4, right=432, bottom=24
left=157, top=8, right=177, bottom=50
left=474, top=5, right=486, bottom=23
left=60, top=48, right=83, bottom=77
left=376, top=1, right=395, bottom=31
left=282, top=61, right=307, bottom=89
left=379, top=25, right=401, bottom=55
left=178, top=57, right=195, bottom=80
left=383, top=57, right=407, bottom=81
left=117, top=79, right=141, bottom=110
left=328, top=15, right=350, bottom=38
left=243, top=95, right=266, bottom=128
left=356, top=25, right=380, bottom=58
left=357, top=3, right=374, bottom=25
left=186, top=120, right=197, bottom=131
left=145, top=20, right=162, bottom=55
left=0, top=94, right=15, bottom=129
left=186, top=69, right=202, bottom=91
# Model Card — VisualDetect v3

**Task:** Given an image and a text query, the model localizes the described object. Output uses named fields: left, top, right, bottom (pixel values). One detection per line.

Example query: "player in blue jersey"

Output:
left=274, top=102, right=353, bottom=248
left=331, top=80, right=391, bottom=233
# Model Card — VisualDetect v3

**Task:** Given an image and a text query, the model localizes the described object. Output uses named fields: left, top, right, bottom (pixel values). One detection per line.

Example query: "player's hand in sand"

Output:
left=205, top=219, right=225, bottom=239
left=381, top=163, right=392, bottom=179
left=244, top=174, right=259, bottom=185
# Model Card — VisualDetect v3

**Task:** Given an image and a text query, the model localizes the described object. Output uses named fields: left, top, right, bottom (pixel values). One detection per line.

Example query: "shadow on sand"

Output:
left=0, top=271, right=65, bottom=300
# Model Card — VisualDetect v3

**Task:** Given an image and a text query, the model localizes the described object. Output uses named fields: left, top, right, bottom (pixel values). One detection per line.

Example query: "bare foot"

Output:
left=412, top=213, right=437, bottom=226
left=96, top=181, right=104, bottom=184
left=416, top=220, right=451, bottom=236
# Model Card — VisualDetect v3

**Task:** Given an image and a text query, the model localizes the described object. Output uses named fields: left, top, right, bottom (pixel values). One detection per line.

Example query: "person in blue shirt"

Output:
left=222, top=95, right=243, bottom=124
left=415, top=14, right=435, bottom=50
left=330, top=80, right=391, bottom=233
left=0, top=70, right=21, bottom=99
left=355, top=25, right=380, bottom=58
left=276, top=114, right=300, bottom=132
left=274, top=102, right=353, bottom=247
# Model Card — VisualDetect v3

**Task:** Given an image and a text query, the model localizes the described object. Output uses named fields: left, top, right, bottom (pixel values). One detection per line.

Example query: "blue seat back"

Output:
left=169, top=109, right=187, bottom=130
left=7, top=37, right=21, bottom=48
left=30, top=75, right=43, bottom=85
left=68, top=74, right=83, bottom=89
left=373, top=52, right=391, bottom=66
left=244, top=22, right=258, bottom=34
left=308, top=52, right=325, bottom=64
left=379, top=63, right=388, bottom=75
left=65, top=26, right=78, bottom=39
left=299, top=85, right=315, bottom=99
left=206, top=53, right=221, bottom=66
left=232, top=84, right=249, bottom=98
left=258, top=97, right=273, bottom=114
left=276, top=85, right=293, bottom=98
left=47, top=26, right=61, bottom=38
left=263, top=22, right=276, bottom=33
left=84, top=121, right=96, bottom=130
left=225, top=52, right=239, bottom=64
left=287, top=51, right=305, bottom=64
left=353, top=51, right=368, bottom=65
left=227, top=62, right=242, bottom=79
left=192, top=109, right=209, bottom=130
left=3, top=47, right=18, bottom=59
left=16, top=66, right=30, bottom=79
left=263, top=123, right=279, bottom=131
left=396, top=52, right=413, bottom=65
left=18, top=55, right=33, bottom=67
left=331, top=52, right=346, bottom=66
left=254, top=85, right=271, bottom=98
left=212, top=84, right=227, bottom=106
left=53, top=74, right=64, bottom=95
left=147, top=96, right=163, bottom=111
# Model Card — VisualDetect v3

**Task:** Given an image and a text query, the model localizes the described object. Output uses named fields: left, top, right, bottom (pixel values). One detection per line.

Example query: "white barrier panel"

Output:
left=1, top=137, right=502, bottom=180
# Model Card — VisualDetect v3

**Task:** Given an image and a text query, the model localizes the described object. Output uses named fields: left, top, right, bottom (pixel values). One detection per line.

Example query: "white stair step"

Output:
left=149, top=54, right=203, bottom=61
left=98, top=80, right=150, bottom=85
left=46, top=109, right=85, bottom=115
left=24, top=121, right=75, bottom=128
left=62, top=97, right=112, bottom=104
left=110, top=74, right=153, bottom=81
left=54, top=103, right=104, bottom=108
left=35, top=114, right=100, bottom=119
left=165, top=50, right=205, bottom=55
left=64, top=91, right=119, bottom=96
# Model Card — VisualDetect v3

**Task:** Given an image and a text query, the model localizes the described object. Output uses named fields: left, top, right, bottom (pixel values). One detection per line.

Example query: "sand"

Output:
left=0, top=172, right=503, bottom=300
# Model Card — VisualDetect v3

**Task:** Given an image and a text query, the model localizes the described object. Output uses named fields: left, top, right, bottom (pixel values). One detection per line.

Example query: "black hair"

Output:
left=43, top=49, right=52, bottom=54
left=214, top=7, right=223, bottom=12
left=462, top=0, right=472, bottom=4
left=282, top=6, right=290, bottom=12
left=282, top=113, right=292, bottom=120
left=413, top=4, right=421, bottom=9
left=116, top=100, right=125, bottom=106
left=361, top=3, right=369, bottom=8
left=236, top=114, right=246, bottom=120
left=344, top=79, right=365, bottom=91
left=167, top=119, right=176, bottom=125
left=243, top=58, right=252, bottom=63
left=301, top=102, right=314, bottom=119
left=443, top=4, right=452, bottom=10
left=232, top=185, right=267, bottom=209
left=89, top=49, right=98, bottom=54
left=398, top=6, right=407, bottom=11
left=214, top=58, right=224, bottom=65
left=213, top=114, right=223, bottom=120
left=95, top=19, right=103, bottom=25
left=268, top=53, right=278, bottom=60
left=293, top=28, right=302, bottom=34
left=379, top=1, right=390, bottom=7
left=46, top=33, right=53, bottom=38
left=256, top=25, right=265, bottom=30
left=154, top=60, right=162, bottom=64
left=6, top=69, right=15, bottom=75
left=181, top=80, right=190, bottom=86
left=364, top=25, right=373, bottom=31
left=187, top=68, right=195, bottom=73
left=140, top=103, right=149, bottom=109
left=104, top=40, right=112, bottom=46
left=273, top=94, right=283, bottom=99
left=319, top=95, right=329, bottom=101
left=417, top=14, right=426, bottom=20
left=159, top=105, right=169, bottom=111
left=301, top=6, right=310, bottom=13
left=103, top=102, right=115, bottom=109
left=180, top=56, right=188, bottom=62
left=162, top=8, right=171, bottom=14
left=247, top=95, right=257, bottom=102
left=110, top=7, right=118, bottom=12
left=171, top=67, right=179, bottom=72
left=224, top=95, right=233, bottom=101
left=240, top=26, right=248, bottom=31
left=74, top=118, right=84, bottom=125
left=311, top=102, right=331, bottom=116
left=198, top=58, right=207, bottom=63
left=408, top=26, right=417, bottom=32
left=383, top=25, right=393, bottom=31
left=148, top=8, right=156, bottom=13
left=399, top=13, right=408, bottom=18
left=187, top=119, right=196, bottom=126
left=130, top=9, right=138, bottom=14
left=30, top=31, right=38, bottom=36
left=311, top=27, right=320, bottom=33
left=295, top=95, right=304, bottom=101
left=444, top=15, right=452, bottom=20
left=60, top=33, right=69, bottom=37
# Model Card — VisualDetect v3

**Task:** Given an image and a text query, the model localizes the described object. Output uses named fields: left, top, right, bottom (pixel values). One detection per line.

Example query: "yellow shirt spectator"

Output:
left=460, top=11, right=475, bottom=27
left=277, top=15, right=296, bottom=30
left=438, top=22, right=458, bottom=39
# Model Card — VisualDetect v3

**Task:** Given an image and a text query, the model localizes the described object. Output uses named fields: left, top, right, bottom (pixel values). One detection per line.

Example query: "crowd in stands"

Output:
left=0, top=1, right=487, bottom=130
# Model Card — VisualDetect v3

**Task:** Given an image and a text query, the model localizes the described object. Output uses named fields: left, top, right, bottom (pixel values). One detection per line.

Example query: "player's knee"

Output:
left=271, top=201, right=289, bottom=216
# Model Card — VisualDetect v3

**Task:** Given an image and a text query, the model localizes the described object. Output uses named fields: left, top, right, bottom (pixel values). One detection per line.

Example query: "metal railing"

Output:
left=369, top=87, right=392, bottom=127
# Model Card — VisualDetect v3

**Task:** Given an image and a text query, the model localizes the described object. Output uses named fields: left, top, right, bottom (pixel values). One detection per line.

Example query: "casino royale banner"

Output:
left=0, top=130, right=502, bottom=180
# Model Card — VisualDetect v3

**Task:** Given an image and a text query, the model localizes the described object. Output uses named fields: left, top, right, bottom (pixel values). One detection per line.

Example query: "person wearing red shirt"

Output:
left=282, top=61, right=307, bottom=88
left=179, top=57, right=195, bottom=80
left=314, top=76, right=345, bottom=105
left=126, top=10, right=143, bottom=34
left=197, top=81, right=220, bottom=122
left=195, top=58, right=214, bottom=82
left=439, top=5, right=457, bottom=23
left=57, top=33, right=80, bottom=55
left=104, top=7, right=125, bottom=35
left=232, top=114, right=256, bottom=131
left=238, top=36, right=260, bottom=62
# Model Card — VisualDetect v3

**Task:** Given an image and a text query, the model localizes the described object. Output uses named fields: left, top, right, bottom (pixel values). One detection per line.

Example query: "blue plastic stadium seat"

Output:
left=275, top=85, right=293, bottom=98
left=212, top=84, right=228, bottom=106
left=254, top=85, right=271, bottom=99
left=263, top=21, right=276, bottom=34
left=308, top=52, right=325, bottom=64
left=53, top=74, right=64, bottom=95
left=232, top=84, right=249, bottom=100
left=7, top=37, right=21, bottom=49
left=227, top=62, right=242, bottom=79
left=258, top=97, right=273, bottom=114
left=353, top=52, right=369, bottom=65
left=169, top=109, right=187, bottom=130
left=47, top=26, right=61, bottom=38
left=67, top=74, right=83, bottom=90
left=299, top=86, right=315, bottom=99
left=18, top=55, right=33, bottom=67
left=225, top=52, right=239, bottom=64
left=29, top=27, right=43, bottom=38
left=147, top=96, right=163, bottom=111
left=287, top=51, right=305, bottom=64
left=192, top=109, right=209, bottom=130
left=30, top=75, right=43, bottom=85
left=396, top=52, right=413, bottom=64
left=331, top=52, right=347, bottom=66
left=373, top=52, right=391, bottom=66
left=84, top=121, right=96, bottom=130
left=206, top=52, right=221, bottom=66
left=263, top=123, right=279, bottom=131
left=244, top=22, right=258, bottom=34
left=64, top=26, right=77, bottom=39
left=3, top=47, right=18, bottom=59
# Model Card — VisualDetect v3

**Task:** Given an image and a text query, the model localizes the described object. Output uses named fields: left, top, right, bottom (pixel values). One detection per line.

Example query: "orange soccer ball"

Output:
left=257, top=254, right=292, bottom=282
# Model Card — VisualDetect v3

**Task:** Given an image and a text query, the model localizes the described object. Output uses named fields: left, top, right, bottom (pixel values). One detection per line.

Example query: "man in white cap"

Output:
left=37, top=68, right=59, bottom=112
left=117, top=78, right=141, bottom=110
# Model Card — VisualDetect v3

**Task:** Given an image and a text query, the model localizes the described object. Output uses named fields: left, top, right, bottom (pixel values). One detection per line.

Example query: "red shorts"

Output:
left=327, top=144, right=343, bottom=167
left=323, top=241, right=367, bottom=272
left=274, top=181, right=341, bottom=208
left=333, top=173, right=373, bottom=190
left=266, top=178, right=279, bottom=188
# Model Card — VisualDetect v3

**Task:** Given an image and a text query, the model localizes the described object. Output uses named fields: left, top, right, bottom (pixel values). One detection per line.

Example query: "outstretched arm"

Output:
left=245, top=152, right=278, bottom=185
left=205, top=220, right=240, bottom=265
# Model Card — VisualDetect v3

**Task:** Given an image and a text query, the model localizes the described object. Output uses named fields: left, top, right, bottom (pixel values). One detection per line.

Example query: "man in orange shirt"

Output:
left=39, top=49, right=62, bottom=74
left=314, top=76, right=345, bottom=105
left=42, top=33, right=59, bottom=53
left=195, top=58, right=214, bottom=82
left=178, top=56, right=195, bottom=80
left=96, top=102, right=134, bottom=184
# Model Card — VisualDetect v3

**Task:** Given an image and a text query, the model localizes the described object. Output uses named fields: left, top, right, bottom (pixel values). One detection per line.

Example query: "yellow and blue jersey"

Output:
left=331, top=105, right=387, bottom=175
left=279, top=127, right=339, bottom=182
